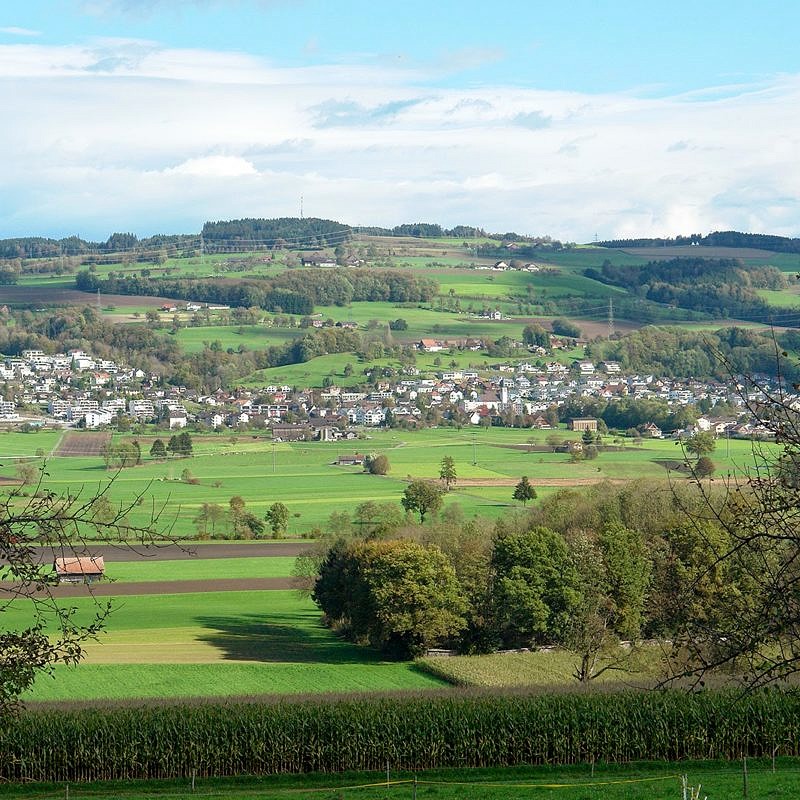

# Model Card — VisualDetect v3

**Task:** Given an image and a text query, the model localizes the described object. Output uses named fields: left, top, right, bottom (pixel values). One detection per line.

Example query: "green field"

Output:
left=16, top=589, right=444, bottom=698
left=105, top=556, right=296, bottom=582
left=0, top=428, right=772, bottom=538
left=175, top=324, right=301, bottom=353
left=418, top=649, right=658, bottom=689
left=4, top=760, right=800, bottom=799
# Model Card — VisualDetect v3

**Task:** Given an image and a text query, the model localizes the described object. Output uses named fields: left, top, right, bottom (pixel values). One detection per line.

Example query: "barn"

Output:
left=54, top=556, right=106, bottom=584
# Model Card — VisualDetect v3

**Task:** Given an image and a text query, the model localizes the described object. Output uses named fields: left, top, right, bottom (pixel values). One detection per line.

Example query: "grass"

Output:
left=4, top=760, right=800, bottom=799
left=0, top=429, right=64, bottom=458
left=104, top=556, right=296, bottom=582
left=417, top=648, right=659, bottom=689
left=174, top=325, right=301, bottom=354
left=14, top=590, right=445, bottom=699
left=0, top=428, right=775, bottom=537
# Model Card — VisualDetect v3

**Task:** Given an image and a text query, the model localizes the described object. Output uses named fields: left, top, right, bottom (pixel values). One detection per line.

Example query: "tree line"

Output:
left=75, top=267, right=438, bottom=314
left=310, top=478, right=766, bottom=682
left=313, top=452, right=729, bottom=674
left=585, top=257, right=789, bottom=322
left=588, top=325, right=800, bottom=383
left=598, top=230, right=800, bottom=255
left=201, top=217, right=351, bottom=250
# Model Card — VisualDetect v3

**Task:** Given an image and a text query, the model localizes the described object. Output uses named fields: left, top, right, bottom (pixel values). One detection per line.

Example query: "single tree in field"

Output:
left=149, top=439, right=167, bottom=460
left=513, top=475, right=537, bottom=506
left=15, top=461, right=38, bottom=487
left=684, top=431, right=716, bottom=458
left=194, top=502, right=225, bottom=538
left=439, top=455, right=457, bottom=491
left=364, top=453, right=390, bottom=475
left=264, top=502, right=290, bottom=538
left=401, top=480, right=444, bottom=523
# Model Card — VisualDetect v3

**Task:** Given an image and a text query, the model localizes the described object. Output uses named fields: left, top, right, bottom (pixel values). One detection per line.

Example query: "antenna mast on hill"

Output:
left=300, top=195, right=304, bottom=220
left=607, top=297, right=615, bottom=338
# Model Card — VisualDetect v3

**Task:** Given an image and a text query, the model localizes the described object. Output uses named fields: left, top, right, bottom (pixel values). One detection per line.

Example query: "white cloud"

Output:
left=0, top=40, right=798, bottom=239
left=0, top=26, right=41, bottom=36
left=164, top=155, right=258, bottom=177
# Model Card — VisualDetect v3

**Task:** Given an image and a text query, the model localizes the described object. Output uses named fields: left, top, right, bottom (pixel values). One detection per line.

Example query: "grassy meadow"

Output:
left=5, top=761, right=800, bottom=800
left=105, top=556, right=296, bottom=582
left=15, top=588, right=445, bottom=700
left=0, top=427, right=773, bottom=537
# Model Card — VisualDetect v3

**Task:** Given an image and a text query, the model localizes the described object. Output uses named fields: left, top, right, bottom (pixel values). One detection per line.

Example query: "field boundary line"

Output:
left=49, top=429, right=66, bottom=457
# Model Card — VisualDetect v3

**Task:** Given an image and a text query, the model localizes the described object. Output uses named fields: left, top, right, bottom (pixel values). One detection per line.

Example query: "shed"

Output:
left=336, top=453, right=365, bottom=466
left=54, top=556, right=105, bottom=584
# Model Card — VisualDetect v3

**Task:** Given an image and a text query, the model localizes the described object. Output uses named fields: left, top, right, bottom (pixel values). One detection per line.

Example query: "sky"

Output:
left=1, top=0, right=799, bottom=242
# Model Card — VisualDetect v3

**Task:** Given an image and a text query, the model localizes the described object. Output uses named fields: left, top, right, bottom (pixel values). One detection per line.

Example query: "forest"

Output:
left=200, top=217, right=351, bottom=250
left=310, top=478, right=768, bottom=683
left=75, top=267, right=438, bottom=312
left=598, top=230, right=800, bottom=254
left=585, top=257, right=790, bottom=321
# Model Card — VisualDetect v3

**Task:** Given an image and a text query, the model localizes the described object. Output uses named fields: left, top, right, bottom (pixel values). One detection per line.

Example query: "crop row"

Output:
left=3, top=690, right=799, bottom=782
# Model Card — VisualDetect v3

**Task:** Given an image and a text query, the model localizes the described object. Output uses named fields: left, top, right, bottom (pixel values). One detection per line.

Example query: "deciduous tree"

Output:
left=439, top=455, right=457, bottom=491
left=401, top=480, right=444, bottom=523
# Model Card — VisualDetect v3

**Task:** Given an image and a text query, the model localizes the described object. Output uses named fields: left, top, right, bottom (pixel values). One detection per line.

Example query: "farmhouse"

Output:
left=54, top=556, right=105, bottom=584
left=336, top=453, right=365, bottom=466
left=271, top=424, right=311, bottom=442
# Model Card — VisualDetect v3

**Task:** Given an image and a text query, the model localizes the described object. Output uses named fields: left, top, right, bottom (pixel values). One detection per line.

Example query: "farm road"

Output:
left=35, top=541, right=308, bottom=563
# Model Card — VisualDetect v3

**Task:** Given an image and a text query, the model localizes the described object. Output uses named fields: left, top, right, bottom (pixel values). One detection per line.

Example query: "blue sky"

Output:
left=1, top=0, right=799, bottom=240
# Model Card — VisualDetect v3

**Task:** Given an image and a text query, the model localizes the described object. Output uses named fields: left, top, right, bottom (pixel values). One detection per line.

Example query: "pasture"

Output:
left=0, top=427, right=773, bottom=538
left=175, top=324, right=301, bottom=354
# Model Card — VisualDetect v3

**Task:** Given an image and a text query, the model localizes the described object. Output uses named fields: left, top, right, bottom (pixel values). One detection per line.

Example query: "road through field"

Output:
left=35, top=541, right=309, bottom=562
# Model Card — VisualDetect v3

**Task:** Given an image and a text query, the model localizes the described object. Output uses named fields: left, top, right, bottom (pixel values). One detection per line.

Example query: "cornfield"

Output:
left=2, top=690, right=799, bottom=782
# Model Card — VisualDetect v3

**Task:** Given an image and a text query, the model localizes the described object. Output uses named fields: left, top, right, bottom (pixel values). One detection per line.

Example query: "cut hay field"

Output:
left=14, top=589, right=445, bottom=700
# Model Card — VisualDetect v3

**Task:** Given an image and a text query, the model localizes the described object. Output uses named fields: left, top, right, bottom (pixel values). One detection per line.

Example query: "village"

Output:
left=0, top=340, right=775, bottom=442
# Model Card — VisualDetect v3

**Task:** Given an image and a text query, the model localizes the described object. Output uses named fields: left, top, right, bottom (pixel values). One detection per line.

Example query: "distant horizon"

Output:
left=1, top=1, right=798, bottom=241
left=1, top=219, right=797, bottom=248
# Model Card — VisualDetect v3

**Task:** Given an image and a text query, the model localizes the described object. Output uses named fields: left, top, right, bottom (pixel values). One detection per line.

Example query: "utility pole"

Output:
left=608, top=297, right=615, bottom=338
left=472, top=431, right=477, bottom=465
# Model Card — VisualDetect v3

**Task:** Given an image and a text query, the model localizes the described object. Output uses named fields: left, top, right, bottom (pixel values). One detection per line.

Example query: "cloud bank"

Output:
left=0, top=38, right=797, bottom=240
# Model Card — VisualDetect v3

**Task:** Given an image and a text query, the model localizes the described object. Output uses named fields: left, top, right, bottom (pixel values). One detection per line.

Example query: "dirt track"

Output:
left=35, top=541, right=309, bottom=563
left=457, top=477, right=628, bottom=487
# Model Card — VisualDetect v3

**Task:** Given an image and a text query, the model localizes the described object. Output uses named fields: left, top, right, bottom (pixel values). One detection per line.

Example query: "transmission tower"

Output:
left=607, top=298, right=615, bottom=338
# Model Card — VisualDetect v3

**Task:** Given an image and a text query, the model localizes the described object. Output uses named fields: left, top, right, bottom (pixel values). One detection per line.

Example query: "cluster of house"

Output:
left=0, top=347, right=776, bottom=439
left=475, top=260, right=541, bottom=272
